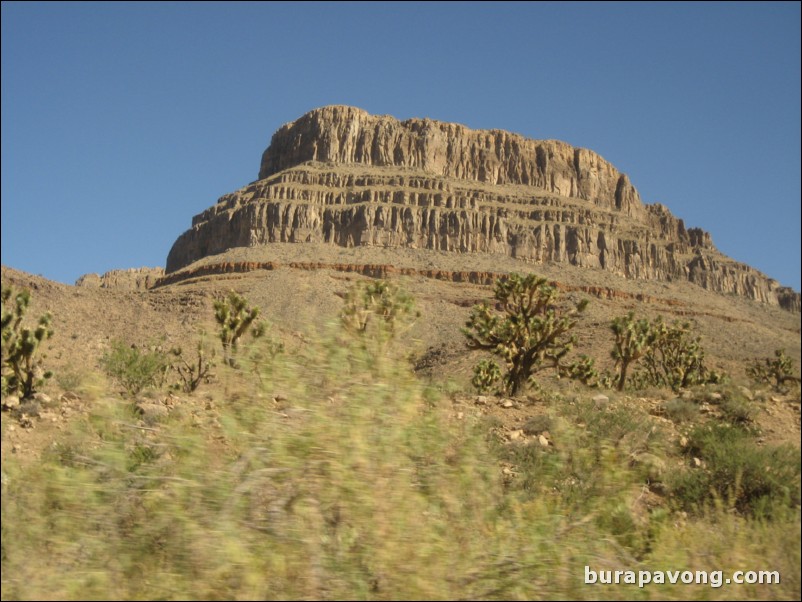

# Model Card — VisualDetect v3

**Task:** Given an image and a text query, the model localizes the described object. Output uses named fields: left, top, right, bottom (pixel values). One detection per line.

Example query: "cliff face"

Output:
left=166, top=106, right=800, bottom=312
left=259, top=106, right=643, bottom=217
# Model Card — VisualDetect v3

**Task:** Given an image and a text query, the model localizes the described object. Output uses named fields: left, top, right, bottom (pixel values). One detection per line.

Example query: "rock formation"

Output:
left=166, top=106, right=800, bottom=312
left=76, top=267, right=165, bottom=291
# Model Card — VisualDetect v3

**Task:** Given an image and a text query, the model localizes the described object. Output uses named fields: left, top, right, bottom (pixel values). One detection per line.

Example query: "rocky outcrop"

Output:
left=166, top=106, right=800, bottom=312
left=76, top=267, right=165, bottom=291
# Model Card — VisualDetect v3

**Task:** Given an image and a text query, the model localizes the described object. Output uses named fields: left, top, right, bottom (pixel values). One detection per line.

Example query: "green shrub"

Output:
left=54, top=365, right=84, bottom=392
left=719, top=395, right=757, bottom=425
left=100, top=340, right=170, bottom=397
left=464, top=273, right=588, bottom=395
left=670, top=423, right=800, bottom=518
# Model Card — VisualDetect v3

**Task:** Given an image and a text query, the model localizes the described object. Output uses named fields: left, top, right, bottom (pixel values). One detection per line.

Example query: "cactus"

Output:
left=612, top=313, right=722, bottom=392
left=610, top=312, right=655, bottom=391
left=1, top=285, right=53, bottom=399
left=748, top=349, right=800, bottom=392
left=340, top=279, right=417, bottom=343
left=463, top=273, right=588, bottom=395
left=214, top=291, right=265, bottom=366
left=636, top=319, right=717, bottom=391
left=170, top=336, right=216, bottom=393
left=471, top=359, right=502, bottom=393
left=559, top=354, right=609, bottom=388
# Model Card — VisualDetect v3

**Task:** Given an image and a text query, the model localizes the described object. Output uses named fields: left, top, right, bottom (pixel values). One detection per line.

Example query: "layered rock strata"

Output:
left=166, top=106, right=799, bottom=312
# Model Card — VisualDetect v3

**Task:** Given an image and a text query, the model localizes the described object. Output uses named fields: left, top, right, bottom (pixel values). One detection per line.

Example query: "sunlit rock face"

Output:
left=165, top=106, right=799, bottom=312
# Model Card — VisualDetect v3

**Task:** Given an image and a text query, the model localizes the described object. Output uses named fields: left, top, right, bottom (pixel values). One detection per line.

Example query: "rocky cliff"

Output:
left=166, top=106, right=800, bottom=312
left=76, top=267, right=165, bottom=291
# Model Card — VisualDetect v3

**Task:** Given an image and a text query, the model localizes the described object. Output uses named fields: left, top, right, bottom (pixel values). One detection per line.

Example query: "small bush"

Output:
left=100, top=340, right=170, bottom=397
left=54, top=365, right=84, bottom=392
left=662, top=398, right=700, bottom=423
left=719, top=396, right=757, bottom=425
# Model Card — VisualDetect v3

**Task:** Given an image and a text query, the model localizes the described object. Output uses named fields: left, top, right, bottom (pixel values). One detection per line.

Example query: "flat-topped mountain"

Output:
left=166, top=106, right=799, bottom=311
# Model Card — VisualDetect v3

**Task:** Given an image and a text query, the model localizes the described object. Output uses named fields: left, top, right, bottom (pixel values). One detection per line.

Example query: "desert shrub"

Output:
left=719, top=395, right=757, bottom=425
left=670, top=423, right=801, bottom=518
left=54, top=365, right=84, bottom=392
left=1, top=285, right=53, bottom=398
left=4, top=331, right=503, bottom=600
left=748, top=349, right=801, bottom=392
left=661, top=398, right=700, bottom=423
left=213, top=291, right=265, bottom=366
left=558, top=354, right=613, bottom=388
left=100, top=340, right=170, bottom=397
left=4, top=329, right=801, bottom=600
left=464, top=273, right=588, bottom=395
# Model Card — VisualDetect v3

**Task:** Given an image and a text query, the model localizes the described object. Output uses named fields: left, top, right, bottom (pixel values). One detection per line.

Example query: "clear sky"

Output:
left=2, top=2, right=800, bottom=291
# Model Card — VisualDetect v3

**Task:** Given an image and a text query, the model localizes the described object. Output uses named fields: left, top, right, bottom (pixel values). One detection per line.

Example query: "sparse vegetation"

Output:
left=1, top=284, right=53, bottom=398
left=662, top=397, right=700, bottom=423
left=464, top=273, right=588, bottom=395
left=2, top=280, right=800, bottom=600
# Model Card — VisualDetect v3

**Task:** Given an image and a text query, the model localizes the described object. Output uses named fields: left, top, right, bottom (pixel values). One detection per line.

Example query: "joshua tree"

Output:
left=464, top=273, right=588, bottom=395
left=214, top=291, right=265, bottom=366
left=748, top=349, right=801, bottom=392
left=1, top=285, right=54, bottom=398
left=610, top=312, right=655, bottom=391
left=340, top=279, right=417, bottom=344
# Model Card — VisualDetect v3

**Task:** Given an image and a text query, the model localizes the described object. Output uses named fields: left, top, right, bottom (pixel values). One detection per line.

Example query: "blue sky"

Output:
left=2, top=2, right=800, bottom=291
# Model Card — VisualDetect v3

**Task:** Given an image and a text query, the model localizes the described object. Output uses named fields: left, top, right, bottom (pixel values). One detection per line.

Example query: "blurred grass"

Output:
left=2, top=329, right=800, bottom=600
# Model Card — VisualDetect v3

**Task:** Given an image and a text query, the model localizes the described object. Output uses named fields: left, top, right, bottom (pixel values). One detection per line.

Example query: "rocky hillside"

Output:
left=166, top=106, right=799, bottom=311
